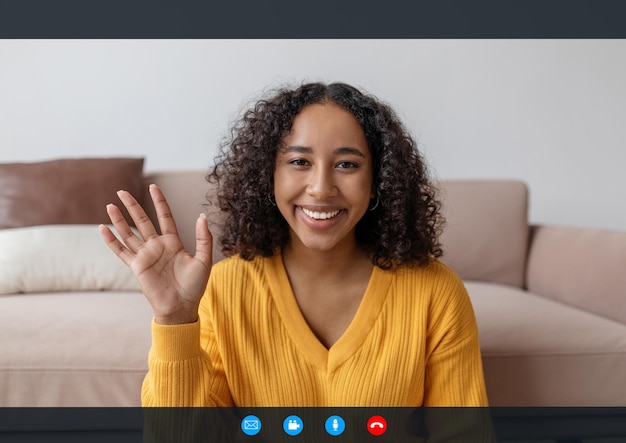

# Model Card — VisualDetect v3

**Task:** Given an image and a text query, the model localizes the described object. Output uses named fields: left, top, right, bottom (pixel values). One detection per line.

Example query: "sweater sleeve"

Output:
left=141, top=289, right=234, bottom=407
left=422, top=263, right=489, bottom=407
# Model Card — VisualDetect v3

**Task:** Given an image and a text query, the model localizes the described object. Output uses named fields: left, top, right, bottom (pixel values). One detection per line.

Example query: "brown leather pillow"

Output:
left=0, top=157, right=145, bottom=229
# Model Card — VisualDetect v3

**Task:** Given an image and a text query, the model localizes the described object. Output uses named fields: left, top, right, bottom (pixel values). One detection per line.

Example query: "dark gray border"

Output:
left=0, top=0, right=626, bottom=38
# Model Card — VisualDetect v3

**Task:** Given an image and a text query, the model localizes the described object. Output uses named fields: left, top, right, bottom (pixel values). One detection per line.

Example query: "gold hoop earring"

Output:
left=368, top=196, right=379, bottom=211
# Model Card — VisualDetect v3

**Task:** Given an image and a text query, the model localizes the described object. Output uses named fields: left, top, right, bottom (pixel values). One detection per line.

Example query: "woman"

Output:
left=99, top=82, right=489, bottom=409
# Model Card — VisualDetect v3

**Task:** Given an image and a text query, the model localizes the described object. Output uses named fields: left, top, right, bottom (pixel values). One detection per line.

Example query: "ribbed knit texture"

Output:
left=142, top=254, right=489, bottom=407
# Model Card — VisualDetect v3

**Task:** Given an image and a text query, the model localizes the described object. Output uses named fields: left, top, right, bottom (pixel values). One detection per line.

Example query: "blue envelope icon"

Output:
left=241, top=415, right=262, bottom=435
left=244, top=420, right=259, bottom=430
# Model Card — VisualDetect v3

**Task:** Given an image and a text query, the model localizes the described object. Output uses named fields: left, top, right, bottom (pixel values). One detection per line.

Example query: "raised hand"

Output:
left=99, top=184, right=213, bottom=325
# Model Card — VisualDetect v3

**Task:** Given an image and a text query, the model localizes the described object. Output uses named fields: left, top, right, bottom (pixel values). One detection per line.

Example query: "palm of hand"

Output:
left=131, top=233, right=210, bottom=322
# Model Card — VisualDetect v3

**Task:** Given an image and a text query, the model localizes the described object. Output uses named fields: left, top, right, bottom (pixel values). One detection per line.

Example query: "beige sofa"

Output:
left=1, top=169, right=625, bottom=407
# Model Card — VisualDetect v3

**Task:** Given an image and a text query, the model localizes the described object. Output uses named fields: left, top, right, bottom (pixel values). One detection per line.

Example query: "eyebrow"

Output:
left=283, top=146, right=366, bottom=158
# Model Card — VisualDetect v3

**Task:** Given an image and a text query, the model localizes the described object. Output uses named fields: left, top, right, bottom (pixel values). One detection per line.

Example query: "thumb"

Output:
left=194, top=213, right=214, bottom=269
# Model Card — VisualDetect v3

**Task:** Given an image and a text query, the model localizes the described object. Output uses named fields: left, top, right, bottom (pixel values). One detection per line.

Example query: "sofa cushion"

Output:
left=526, top=225, right=626, bottom=325
left=438, top=180, right=529, bottom=288
left=0, top=157, right=144, bottom=229
left=466, top=281, right=626, bottom=406
left=0, top=225, right=140, bottom=295
left=0, top=291, right=153, bottom=406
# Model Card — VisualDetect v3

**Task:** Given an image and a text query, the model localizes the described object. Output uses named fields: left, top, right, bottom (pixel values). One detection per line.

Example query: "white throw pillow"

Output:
left=0, top=225, right=141, bottom=294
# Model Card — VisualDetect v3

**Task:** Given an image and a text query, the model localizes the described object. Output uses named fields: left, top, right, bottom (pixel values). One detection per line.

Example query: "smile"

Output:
left=300, top=207, right=342, bottom=220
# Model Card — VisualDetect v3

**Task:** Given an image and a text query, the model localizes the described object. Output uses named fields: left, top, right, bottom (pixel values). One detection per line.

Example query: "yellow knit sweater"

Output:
left=141, top=253, right=488, bottom=407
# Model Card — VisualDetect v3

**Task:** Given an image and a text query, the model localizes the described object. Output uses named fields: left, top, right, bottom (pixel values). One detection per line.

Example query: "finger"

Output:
left=116, top=189, right=159, bottom=241
left=148, top=184, right=179, bottom=236
left=194, top=213, right=214, bottom=269
left=105, top=203, right=144, bottom=252
left=98, top=224, right=134, bottom=267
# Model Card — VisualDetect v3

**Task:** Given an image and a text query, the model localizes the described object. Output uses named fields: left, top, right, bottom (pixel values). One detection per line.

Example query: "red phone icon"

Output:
left=367, top=415, right=387, bottom=436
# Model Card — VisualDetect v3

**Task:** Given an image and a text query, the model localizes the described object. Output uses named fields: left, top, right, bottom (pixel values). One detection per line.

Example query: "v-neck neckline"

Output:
left=266, top=253, right=393, bottom=373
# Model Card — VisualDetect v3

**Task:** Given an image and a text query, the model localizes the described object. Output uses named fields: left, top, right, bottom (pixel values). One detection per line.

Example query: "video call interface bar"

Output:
left=2, top=407, right=626, bottom=442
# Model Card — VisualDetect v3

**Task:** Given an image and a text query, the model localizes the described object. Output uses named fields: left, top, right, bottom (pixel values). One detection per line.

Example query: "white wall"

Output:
left=1, top=40, right=625, bottom=230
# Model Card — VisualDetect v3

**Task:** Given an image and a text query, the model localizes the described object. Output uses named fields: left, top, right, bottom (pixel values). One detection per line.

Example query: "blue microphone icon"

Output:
left=325, top=415, right=345, bottom=436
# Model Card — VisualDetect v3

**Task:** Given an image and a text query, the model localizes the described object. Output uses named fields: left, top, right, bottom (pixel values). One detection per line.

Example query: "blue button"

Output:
left=283, top=415, right=304, bottom=436
left=241, top=414, right=262, bottom=436
left=325, top=415, right=346, bottom=436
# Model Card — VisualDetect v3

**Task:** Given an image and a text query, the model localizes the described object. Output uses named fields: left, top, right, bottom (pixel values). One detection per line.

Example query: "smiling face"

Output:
left=273, top=102, right=374, bottom=255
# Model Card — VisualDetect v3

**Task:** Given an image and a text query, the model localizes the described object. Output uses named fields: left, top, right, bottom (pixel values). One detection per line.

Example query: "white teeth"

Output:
left=301, top=207, right=341, bottom=220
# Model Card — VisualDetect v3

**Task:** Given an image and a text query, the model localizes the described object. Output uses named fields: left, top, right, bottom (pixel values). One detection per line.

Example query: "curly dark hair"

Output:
left=207, top=82, right=444, bottom=269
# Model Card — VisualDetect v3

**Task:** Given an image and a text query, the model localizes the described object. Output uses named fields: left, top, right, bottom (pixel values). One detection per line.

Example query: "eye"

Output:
left=288, top=158, right=309, bottom=167
left=336, top=161, right=358, bottom=169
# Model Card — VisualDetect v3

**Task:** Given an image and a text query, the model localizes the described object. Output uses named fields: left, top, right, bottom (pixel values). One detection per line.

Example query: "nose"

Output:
left=306, top=166, right=337, bottom=200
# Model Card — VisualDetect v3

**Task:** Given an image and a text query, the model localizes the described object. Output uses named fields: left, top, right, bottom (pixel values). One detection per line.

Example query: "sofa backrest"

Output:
left=437, top=180, right=529, bottom=288
left=142, top=172, right=530, bottom=288
left=526, top=225, right=626, bottom=325
left=141, top=170, right=226, bottom=262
